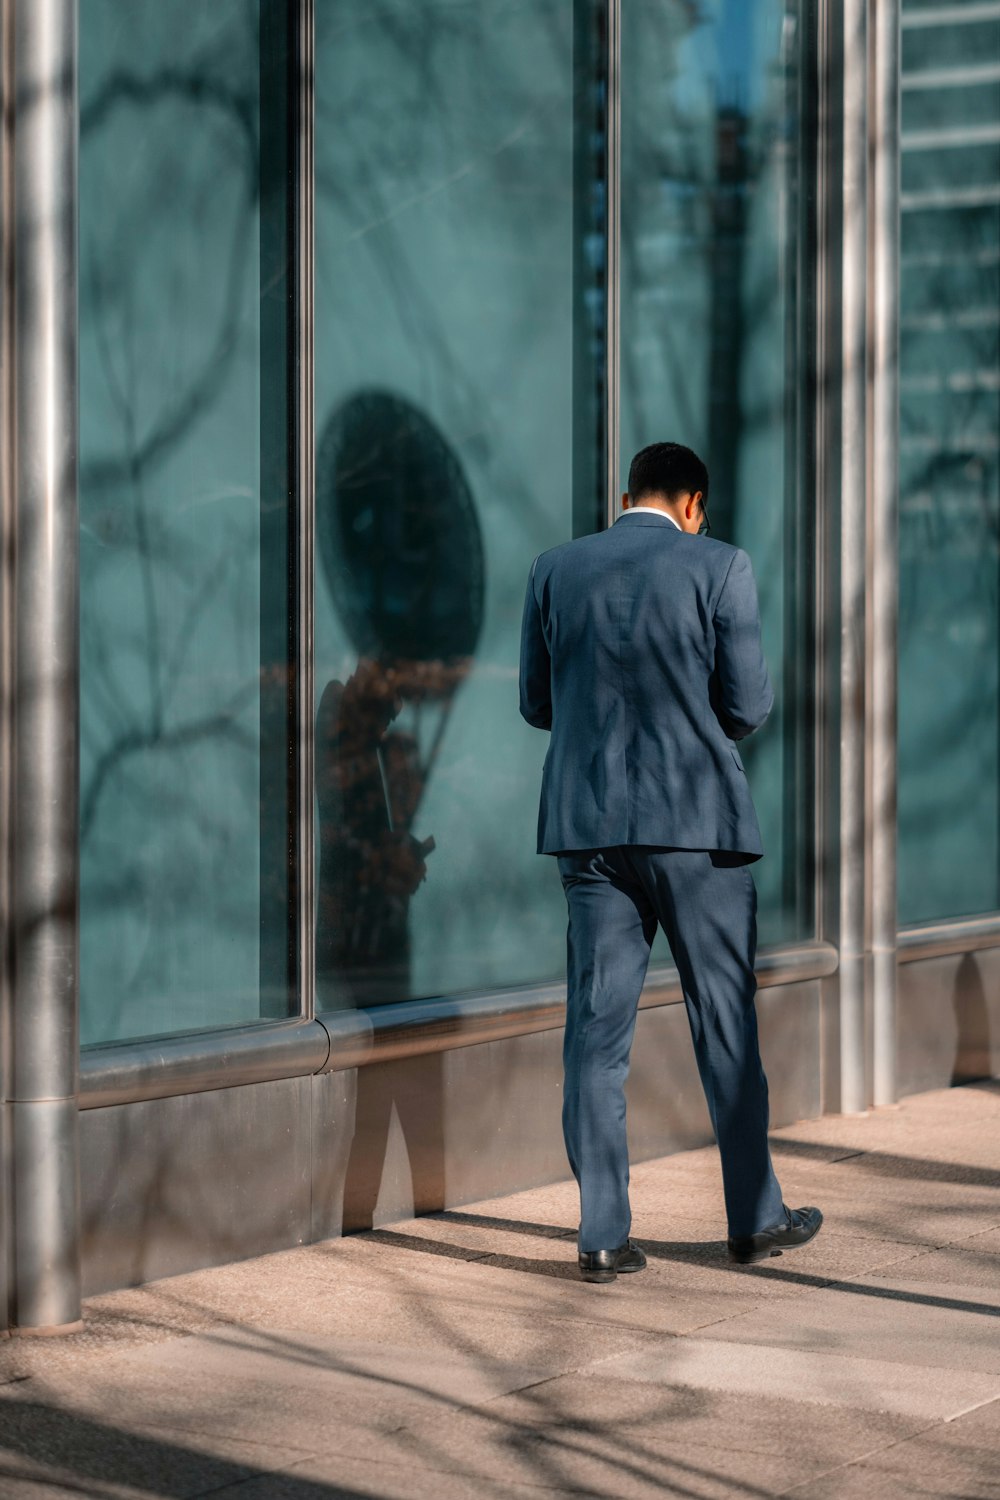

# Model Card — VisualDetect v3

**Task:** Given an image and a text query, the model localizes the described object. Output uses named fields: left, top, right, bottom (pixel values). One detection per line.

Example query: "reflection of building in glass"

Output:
left=1, top=0, right=997, bottom=1334
left=897, top=0, right=1000, bottom=923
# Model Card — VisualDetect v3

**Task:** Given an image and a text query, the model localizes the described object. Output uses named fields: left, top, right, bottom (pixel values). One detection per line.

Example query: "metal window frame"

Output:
left=869, top=0, right=900, bottom=1107
left=298, top=0, right=315, bottom=1024
left=835, top=0, right=870, bottom=1117
left=604, top=0, right=620, bottom=526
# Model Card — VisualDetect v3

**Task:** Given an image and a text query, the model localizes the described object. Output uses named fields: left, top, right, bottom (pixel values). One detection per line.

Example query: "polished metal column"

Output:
left=869, top=0, right=900, bottom=1108
left=1, top=0, right=81, bottom=1333
left=838, top=0, right=869, bottom=1116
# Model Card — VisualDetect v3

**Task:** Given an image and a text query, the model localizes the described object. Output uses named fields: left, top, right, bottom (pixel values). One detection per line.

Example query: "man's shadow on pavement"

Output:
left=348, top=1210, right=1000, bottom=1318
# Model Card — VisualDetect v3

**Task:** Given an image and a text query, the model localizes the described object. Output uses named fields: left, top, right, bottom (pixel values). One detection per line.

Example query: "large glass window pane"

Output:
left=619, top=0, right=814, bottom=949
left=898, top=0, right=1000, bottom=924
left=314, top=3, right=606, bottom=1007
left=79, top=1, right=298, bottom=1044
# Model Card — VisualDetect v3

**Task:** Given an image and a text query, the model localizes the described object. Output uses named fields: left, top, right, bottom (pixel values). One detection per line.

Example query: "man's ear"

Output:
left=621, top=491, right=629, bottom=508
left=686, top=489, right=703, bottom=518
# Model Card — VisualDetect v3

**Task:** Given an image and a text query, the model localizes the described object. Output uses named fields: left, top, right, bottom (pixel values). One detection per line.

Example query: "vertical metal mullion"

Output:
left=784, top=0, right=818, bottom=945
left=813, top=0, right=830, bottom=995
left=870, top=0, right=900, bottom=1107
left=839, top=0, right=869, bottom=1116
left=571, top=0, right=606, bottom=539
left=259, top=0, right=301, bottom=1019
left=604, top=0, right=620, bottom=528
left=298, top=0, right=315, bottom=1021
left=815, top=0, right=844, bottom=1115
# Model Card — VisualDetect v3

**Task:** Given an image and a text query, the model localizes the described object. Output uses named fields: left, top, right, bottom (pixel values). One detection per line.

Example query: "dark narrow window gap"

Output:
left=259, top=0, right=300, bottom=1018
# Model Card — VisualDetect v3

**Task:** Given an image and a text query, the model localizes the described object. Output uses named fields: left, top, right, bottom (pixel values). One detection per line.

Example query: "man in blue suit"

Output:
left=519, top=442, right=822, bottom=1282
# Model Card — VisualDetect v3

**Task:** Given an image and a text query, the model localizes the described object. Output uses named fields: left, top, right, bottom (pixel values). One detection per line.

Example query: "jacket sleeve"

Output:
left=518, top=556, right=552, bottom=731
left=711, top=548, right=774, bottom=741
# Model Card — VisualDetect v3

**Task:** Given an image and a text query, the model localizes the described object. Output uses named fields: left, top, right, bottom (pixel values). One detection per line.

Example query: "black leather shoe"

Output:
left=578, top=1239, right=647, bottom=1284
left=727, top=1205, right=823, bottom=1264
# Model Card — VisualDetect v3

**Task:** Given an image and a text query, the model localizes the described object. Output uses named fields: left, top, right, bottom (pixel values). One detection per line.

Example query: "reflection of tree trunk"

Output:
left=315, top=659, right=446, bottom=1234
left=315, top=666, right=432, bottom=1011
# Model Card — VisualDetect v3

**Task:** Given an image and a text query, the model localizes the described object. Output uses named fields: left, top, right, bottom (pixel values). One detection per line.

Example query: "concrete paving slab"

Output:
left=325, top=1225, right=919, bottom=1341
left=734, top=1172, right=998, bottom=1249
left=629, top=1221, right=927, bottom=1283
left=371, top=1206, right=949, bottom=1303
left=299, top=1237, right=738, bottom=1336
left=594, top=1336, right=1000, bottom=1420
left=24, top=1329, right=559, bottom=1452
left=0, top=1389, right=309, bottom=1499
left=788, top=1396, right=1000, bottom=1500
left=323, top=1379, right=922, bottom=1499
left=207, top=1451, right=589, bottom=1499
left=295, top=1231, right=789, bottom=1340
left=851, top=1241, right=1000, bottom=1289
left=225, top=1441, right=807, bottom=1500
left=696, top=1276, right=1000, bottom=1376
left=959, top=1224, right=1000, bottom=1253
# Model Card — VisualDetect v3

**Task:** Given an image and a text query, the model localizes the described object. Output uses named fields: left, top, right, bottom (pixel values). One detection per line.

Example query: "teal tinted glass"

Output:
left=898, top=1, right=1000, bottom=924
left=314, top=3, right=606, bottom=1006
left=620, top=1, right=813, bottom=948
left=79, top=1, right=297, bottom=1043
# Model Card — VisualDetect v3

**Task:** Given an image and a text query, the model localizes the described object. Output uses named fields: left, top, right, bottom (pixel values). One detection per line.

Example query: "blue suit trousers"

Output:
left=557, top=845, right=785, bottom=1251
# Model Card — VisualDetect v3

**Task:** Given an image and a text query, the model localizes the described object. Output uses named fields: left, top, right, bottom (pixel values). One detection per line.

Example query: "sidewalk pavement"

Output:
left=1, top=1080, right=998, bottom=1500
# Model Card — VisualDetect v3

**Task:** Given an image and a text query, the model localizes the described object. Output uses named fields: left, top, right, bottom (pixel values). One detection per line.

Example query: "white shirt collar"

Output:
left=620, top=505, right=682, bottom=531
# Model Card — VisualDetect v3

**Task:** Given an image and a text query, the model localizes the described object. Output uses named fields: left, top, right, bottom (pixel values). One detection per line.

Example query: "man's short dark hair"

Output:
left=628, top=442, right=709, bottom=504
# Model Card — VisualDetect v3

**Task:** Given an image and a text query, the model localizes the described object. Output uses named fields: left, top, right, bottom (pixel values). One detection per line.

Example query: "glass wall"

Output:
left=313, top=2, right=606, bottom=1008
left=619, top=0, right=814, bottom=949
left=77, top=0, right=819, bottom=1040
left=78, top=1, right=297, bottom=1043
left=897, top=0, right=1000, bottom=924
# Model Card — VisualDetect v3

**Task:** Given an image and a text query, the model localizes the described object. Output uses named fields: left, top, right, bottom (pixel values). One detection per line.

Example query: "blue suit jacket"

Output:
left=518, top=509, right=773, bottom=860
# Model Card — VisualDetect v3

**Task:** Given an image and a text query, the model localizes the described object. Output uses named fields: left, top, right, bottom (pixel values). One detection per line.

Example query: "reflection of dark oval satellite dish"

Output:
left=317, top=390, right=485, bottom=664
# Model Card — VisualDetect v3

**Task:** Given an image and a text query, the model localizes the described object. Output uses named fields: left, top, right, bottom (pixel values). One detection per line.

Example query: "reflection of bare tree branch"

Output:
left=104, top=275, right=165, bottom=727
left=82, top=122, right=258, bottom=835
left=314, top=5, right=575, bottom=533
left=81, top=168, right=256, bottom=498
left=80, top=682, right=259, bottom=845
left=160, top=544, right=248, bottom=713
left=78, top=7, right=272, bottom=1040
left=81, top=69, right=258, bottom=170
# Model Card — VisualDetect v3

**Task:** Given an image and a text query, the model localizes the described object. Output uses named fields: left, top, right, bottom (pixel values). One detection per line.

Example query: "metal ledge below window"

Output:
left=79, top=1017, right=331, bottom=1111
left=80, top=940, right=838, bottom=1110
left=898, top=913, right=1000, bottom=964
left=315, top=940, right=839, bottom=1073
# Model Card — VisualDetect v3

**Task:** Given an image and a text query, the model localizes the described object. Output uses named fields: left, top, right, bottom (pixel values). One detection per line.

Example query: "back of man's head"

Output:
left=628, top=442, right=709, bottom=503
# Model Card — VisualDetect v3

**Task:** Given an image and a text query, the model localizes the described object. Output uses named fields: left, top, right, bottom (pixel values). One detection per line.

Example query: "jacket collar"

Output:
left=613, top=509, right=683, bottom=529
